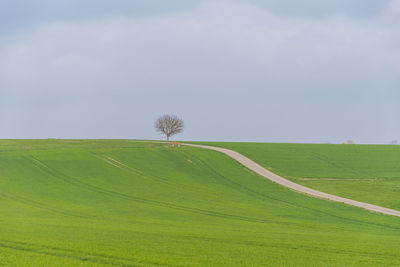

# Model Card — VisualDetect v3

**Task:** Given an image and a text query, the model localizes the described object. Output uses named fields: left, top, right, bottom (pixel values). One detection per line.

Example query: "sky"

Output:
left=0, top=0, right=399, bottom=143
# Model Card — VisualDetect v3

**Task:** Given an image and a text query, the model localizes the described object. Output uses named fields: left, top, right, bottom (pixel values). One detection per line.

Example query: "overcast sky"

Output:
left=0, top=0, right=399, bottom=143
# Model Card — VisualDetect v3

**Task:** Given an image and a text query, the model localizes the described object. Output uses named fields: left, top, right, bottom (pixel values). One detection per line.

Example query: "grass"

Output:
left=198, top=142, right=400, bottom=210
left=0, top=139, right=400, bottom=266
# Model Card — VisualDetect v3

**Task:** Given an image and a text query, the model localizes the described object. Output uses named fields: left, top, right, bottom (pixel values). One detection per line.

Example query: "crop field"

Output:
left=1, top=140, right=400, bottom=266
left=202, top=142, right=400, bottom=210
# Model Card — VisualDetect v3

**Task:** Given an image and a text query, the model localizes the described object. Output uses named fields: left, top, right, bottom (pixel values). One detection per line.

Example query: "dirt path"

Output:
left=183, top=143, right=400, bottom=217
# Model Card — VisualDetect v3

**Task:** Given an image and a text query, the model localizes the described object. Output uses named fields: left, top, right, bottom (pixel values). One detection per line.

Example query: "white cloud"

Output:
left=1, top=1, right=398, bottom=92
left=0, top=0, right=399, bottom=142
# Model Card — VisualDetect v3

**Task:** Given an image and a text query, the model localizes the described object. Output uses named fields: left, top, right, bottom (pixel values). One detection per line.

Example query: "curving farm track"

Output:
left=184, top=143, right=400, bottom=217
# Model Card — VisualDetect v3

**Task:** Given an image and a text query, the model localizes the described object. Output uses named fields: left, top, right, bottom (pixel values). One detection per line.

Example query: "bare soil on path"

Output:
left=183, top=143, right=400, bottom=217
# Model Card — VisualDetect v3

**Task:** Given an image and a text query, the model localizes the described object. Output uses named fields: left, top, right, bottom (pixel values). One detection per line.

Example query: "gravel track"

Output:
left=184, top=143, right=400, bottom=217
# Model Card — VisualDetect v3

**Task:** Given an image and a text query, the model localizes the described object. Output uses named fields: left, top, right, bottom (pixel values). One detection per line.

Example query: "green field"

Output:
left=1, top=139, right=400, bottom=266
left=200, top=142, right=400, bottom=210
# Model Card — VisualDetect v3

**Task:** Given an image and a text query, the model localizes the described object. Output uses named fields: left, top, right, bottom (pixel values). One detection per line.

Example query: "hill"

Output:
left=0, top=139, right=400, bottom=266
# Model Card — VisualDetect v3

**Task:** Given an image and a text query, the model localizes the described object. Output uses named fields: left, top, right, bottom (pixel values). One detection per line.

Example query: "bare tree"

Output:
left=154, top=115, right=184, bottom=142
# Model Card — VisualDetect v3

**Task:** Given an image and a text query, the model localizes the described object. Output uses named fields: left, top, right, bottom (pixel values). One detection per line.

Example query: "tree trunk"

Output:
left=167, top=135, right=170, bottom=142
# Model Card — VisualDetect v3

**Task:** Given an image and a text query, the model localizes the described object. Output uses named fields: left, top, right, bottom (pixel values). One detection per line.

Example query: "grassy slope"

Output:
left=0, top=140, right=400, bottom=266
left=199, top=142, right=400, bottom=210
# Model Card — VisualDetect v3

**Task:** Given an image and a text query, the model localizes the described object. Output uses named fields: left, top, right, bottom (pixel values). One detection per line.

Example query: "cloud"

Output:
left=235, top=0, right=390, bottom=17
left=0, top=0, right=201, bottom=33
left=0, top=0, right=399, bottom=142
left=1, top=1, right=398, bottom=93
